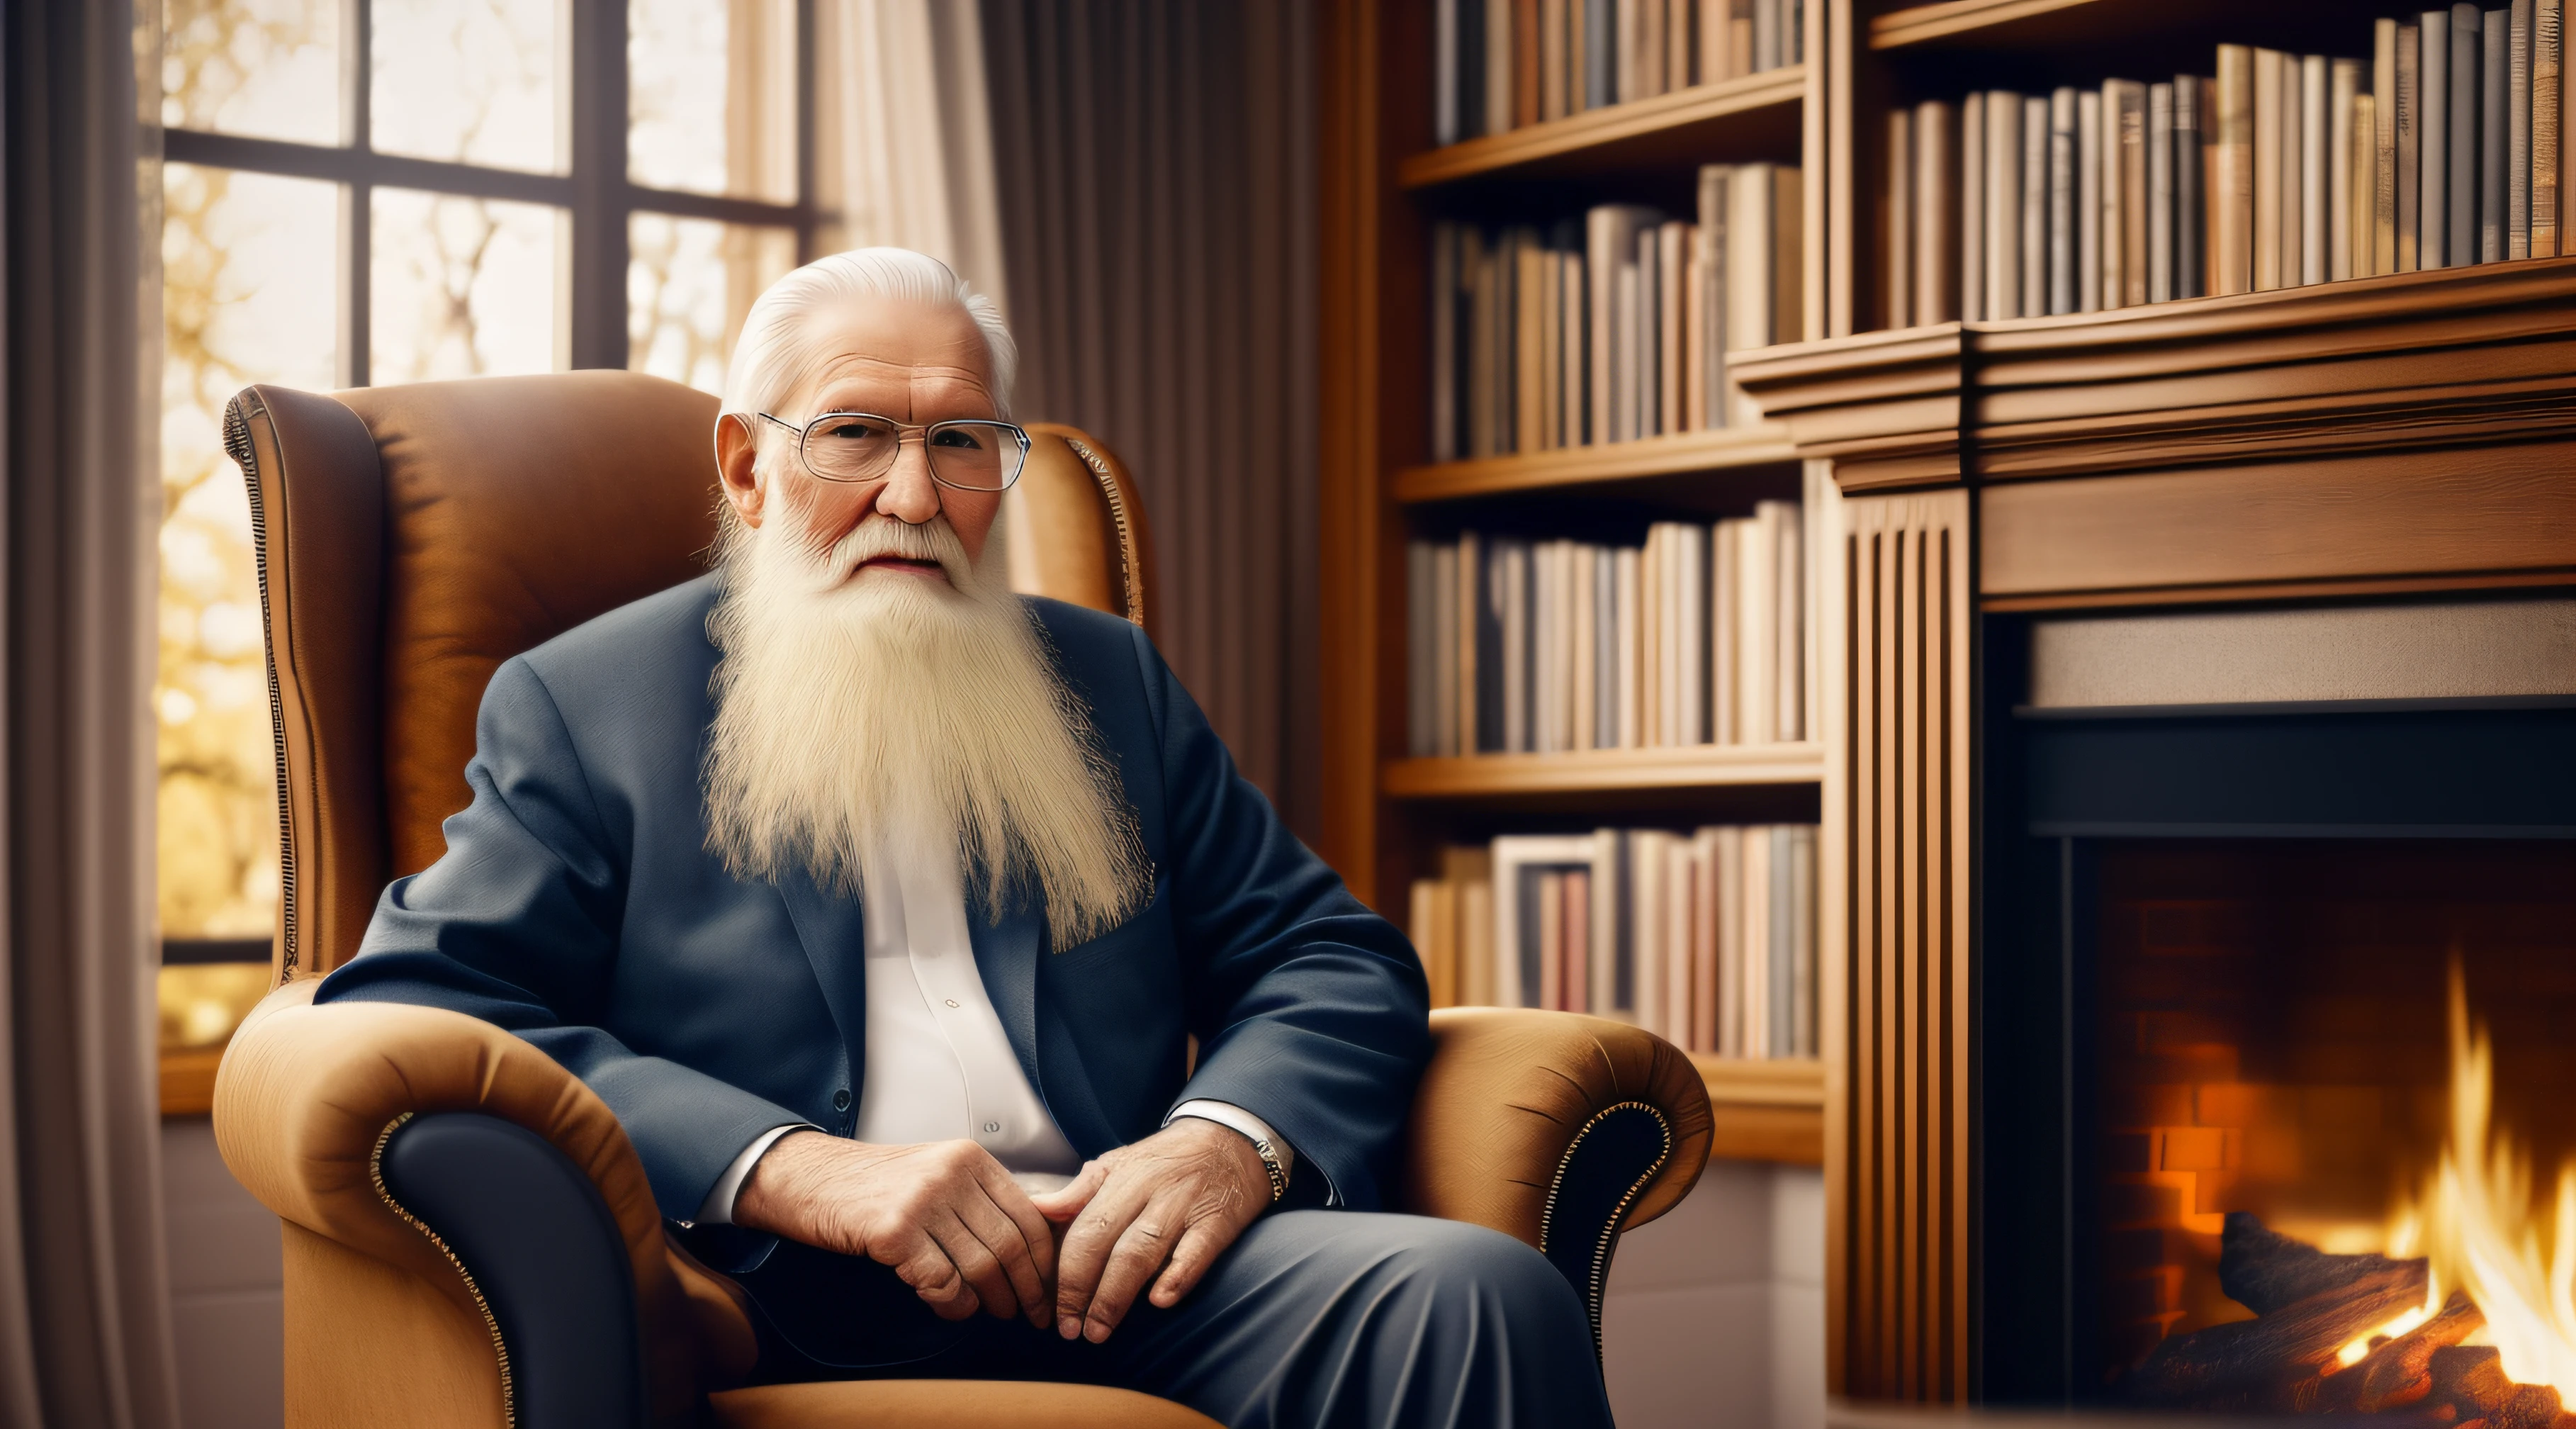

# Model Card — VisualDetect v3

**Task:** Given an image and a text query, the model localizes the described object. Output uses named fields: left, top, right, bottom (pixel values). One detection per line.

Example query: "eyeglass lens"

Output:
left=802, top=415, right=1025, bottom=491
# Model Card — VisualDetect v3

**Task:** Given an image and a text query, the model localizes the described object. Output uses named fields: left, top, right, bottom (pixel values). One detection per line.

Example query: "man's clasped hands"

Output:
left=733, top=1117, right=1271, bottom=1342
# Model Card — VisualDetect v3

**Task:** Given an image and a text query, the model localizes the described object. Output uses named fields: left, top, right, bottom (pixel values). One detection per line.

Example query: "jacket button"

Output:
left=832, top=1088, right=852, bottom=1112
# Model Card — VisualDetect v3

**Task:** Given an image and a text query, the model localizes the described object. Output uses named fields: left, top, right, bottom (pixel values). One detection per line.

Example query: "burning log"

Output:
left=2220, top=1211, right=2429, bottom=1316
left=2427, top=1347, right=2565, bottom=1429
left=2124, top=1260, right=2430, bottom=1411
left=2314, top=1292, right=2484, bottom=1413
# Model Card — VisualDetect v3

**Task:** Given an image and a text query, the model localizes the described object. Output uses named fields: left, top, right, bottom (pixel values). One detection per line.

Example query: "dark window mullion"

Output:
left=342, top=0, right=371, bottom=386
left=796, top=0, right=819, bottom=263
left=568, top=0, right=629, bottom=370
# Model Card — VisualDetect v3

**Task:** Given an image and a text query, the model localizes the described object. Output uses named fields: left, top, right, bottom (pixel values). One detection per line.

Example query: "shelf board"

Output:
left=1397, top=67, right=1805, bottom=189
left=1383, top=743, right=1823, bottom=800
left=1694, top=1055, right=1825, bottom=1165
left=1869, top=0, right=2101, bottom=48
left=1395, top=427, right=1799, bottom=505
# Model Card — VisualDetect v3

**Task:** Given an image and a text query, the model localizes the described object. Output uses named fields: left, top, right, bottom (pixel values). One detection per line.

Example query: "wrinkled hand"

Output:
left=732, top=1131, right=1057, bottom=1325
left=1030, top=1118, right=1269, bottom=1343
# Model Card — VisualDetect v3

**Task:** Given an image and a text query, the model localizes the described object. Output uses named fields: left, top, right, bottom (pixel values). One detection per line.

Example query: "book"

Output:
left=1593, top=548, right=1616, bottom=747
left=2149, top=83, right=2175, bottom=301
left=1660, top=839, right=1690, bottom=1041
left=1408, top=542, right=1436, bottom=757
left=1713, top=825, right=1744, bottom=1053
left=2177, top=73, right=2207, bottom=298
left=1515, top=0, right=1541, bottom=128
left=2076, top=86, right=2102, bottom=314
left=1689, top=829, right=1719, bottom=1050
left=1614, top=547, right=1639, bottom=746
left=1886, top=106, right=1914, bottom=328
left=2023, top=94, right=2049, bottom=316
left=1987, top=90, right=2022, bottom=318
left=2375, top=21, right=2401, bottom=274
left=2318, top=56, right=2339, bottom=286
left=1586, top=205, right=1658, bottom=444
left=1434, top=544, right=1459, bottom=755
left=2354, top=92, right=2380, bottom=279
left=2217, top=49, right=2256, bottom=294
left=1586, top=0, right=1615, bottom=108
left=1790, top=825, right=1817, bottom=1055
left=2254, top=49, right=2283, bottom=291
left=2402, top=23, right=2425, bottom=269
left=1515, top=235, right=1545, bottom=453
left=2108, top=80, right=2148, bottom=308
left=1658, top=220, right=1687, bottom=436
left=1541, top=0, right=1568, bottom=121
left=1629, top=829, right=1667, bottom=1031
left=2453, top=5, right=2478, bottom=267
left=1772, top=501, right=1804, bottom=739
left=1741, top=824, right=1770, bottom=1056
left=2485, top=4, right=2508, bottom=263
left=1500, top=539, right=1529, bottom=751
left=1571, top=542, right=1596, bottom=749
left=1447, top=846, right=1495, bottom=1006
left=1696, top=166, right=1728, bottom=427
left=1963, top=92, right=1987, bottom=320
left=1488, top=0, right=1514, bottom=138
left=2514, top=0, right=2535, bottom=258
left=2539, top=0, right=2563, bottom=256
left=1918, top=100, right=1960, bottom=323
left=2424, top=13, right=2449, bottom=269
left=1589, top=828, right=1626, bottom=1018
left=1439, top=0, right=1463, bottom=146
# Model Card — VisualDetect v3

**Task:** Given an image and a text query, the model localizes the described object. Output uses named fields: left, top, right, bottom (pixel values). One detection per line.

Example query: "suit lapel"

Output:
left=967, top=890, right=1045, bottom=1094
left=775, top=865, right=868, bottom=1099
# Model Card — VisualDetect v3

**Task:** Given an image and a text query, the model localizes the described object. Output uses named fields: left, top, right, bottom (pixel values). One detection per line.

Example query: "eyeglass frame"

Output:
left=755, top=410, right=1033, bottom=492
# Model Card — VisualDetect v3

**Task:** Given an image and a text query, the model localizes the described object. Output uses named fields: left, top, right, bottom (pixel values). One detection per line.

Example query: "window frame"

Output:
left=157, top=0, right=820, bottom=965
left=161, top=0, right=823, bottom=386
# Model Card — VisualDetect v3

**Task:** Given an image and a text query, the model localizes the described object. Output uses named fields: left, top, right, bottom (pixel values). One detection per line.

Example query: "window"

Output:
left=157, top=0, right=819, bottom=1053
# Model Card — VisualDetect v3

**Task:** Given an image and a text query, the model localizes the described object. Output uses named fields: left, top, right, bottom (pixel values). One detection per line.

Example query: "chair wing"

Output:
left=225, top=372, right=1152, bottom=980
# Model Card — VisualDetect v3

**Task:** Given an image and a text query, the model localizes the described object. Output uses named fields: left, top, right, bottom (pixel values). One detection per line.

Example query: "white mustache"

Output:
left=792, top=514, right=974, bottom=590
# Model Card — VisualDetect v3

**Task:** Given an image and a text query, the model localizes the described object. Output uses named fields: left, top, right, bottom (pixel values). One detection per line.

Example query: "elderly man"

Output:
left=316, top=249, right=1612, bottom=1426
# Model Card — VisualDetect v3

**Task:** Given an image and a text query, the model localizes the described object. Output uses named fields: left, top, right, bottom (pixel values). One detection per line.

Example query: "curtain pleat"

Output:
left=0, top=1, right=182, bottom=1425
left=979, top=0, right=1320, bottom=836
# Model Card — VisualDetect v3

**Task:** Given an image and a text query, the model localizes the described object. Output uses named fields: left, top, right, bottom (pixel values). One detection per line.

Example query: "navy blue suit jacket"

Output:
left=318, top=576, right=1428, bottom=1237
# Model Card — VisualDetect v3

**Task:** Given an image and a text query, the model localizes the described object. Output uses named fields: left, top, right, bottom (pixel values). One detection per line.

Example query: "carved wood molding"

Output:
left=1736, top=257, right=2576, bottom=491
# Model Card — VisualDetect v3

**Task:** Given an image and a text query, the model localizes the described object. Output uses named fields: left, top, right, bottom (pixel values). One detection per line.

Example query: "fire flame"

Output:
left=2381, top=958, right=2576, bottom=1396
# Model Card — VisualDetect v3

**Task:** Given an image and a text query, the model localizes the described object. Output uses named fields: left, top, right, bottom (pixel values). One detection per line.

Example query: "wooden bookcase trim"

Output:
left=1397, top=66, right=1805, bottom=189
left=1868, top=0, right=2103, bottom=50
left=1383, top=742, right=1825, bottom=799
left=1393, top=426, right=1799, bottom=504
left=1694, top=1054, right=1826, bottom=1165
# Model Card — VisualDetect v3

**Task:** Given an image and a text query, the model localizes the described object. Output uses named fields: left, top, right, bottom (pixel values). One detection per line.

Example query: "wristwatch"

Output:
left=1242, top=1128, right=1289, bottom=1204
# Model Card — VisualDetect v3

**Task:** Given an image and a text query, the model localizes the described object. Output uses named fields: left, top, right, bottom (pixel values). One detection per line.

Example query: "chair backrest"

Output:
left=225, top=371, right=1154, bottom=982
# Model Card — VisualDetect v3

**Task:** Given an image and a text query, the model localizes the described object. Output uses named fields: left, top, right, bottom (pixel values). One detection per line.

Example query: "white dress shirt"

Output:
left=695, top=829, right=1290, bottom=1224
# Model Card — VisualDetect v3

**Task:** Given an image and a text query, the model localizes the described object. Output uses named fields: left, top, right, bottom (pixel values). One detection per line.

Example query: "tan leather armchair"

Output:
left=209, top=371, right=1714, bottom=1428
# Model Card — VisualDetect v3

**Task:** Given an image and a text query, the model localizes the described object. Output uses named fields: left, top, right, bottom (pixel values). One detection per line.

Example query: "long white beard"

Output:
left=702, top=499, right=1149, bottom=948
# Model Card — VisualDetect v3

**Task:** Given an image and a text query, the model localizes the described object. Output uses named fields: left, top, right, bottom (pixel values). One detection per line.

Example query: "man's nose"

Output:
left=873, top=439, right=942, bottom=525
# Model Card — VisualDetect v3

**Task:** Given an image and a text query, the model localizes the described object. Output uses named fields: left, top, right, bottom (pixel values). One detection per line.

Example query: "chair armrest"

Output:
left=1397, top=1009, right=1714, bottom=1338
left=212, top=977, right=738, bottom=1423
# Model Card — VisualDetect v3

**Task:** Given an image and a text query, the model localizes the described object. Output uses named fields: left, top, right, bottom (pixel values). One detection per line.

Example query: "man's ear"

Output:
left=714, top=413, right=765, bottom=529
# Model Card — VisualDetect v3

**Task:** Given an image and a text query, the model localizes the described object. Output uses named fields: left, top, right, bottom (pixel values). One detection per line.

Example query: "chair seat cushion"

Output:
left=708, top=1379, right=1222, bottom=1428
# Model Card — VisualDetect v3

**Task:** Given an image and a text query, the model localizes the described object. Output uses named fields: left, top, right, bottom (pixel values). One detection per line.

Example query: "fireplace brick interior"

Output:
left=2092, top=839, right=2576, bottom=1385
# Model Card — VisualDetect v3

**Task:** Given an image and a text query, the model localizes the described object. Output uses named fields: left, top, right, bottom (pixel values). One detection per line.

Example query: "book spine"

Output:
left=2303, top=55, right=2329, bottom=285
left=1640, top=0, right=1665, bottom=100
left=2149, top=83, right=2175, bottom=301
left=2113, top=81, right=2147, bottom=308
left=1698, top=0, right=1726, bottom=82
left=1515, top=0, right=1541, bottom=127
left=1569, top=0, right=1589, bottom=113
left=2378, top=19, right=2402, bottom=274
left=2541, top=0, right=2564, bottom=255
left=1516, top=235, right=1543, bottom=452
left=1541, top=0, right=1567, bottom=121
left=1698, top=167, right=1727, bottom=428
left=2217, top=50, right=2255, bottom=294
left=1587, top=0, right=1615, bottom=108
left=2023, top=94, right=2049, bottom=317
left=2487, top=4, right=2510, bottom=262
left=2049, top=88, right=2078, bottom=315
left=2254, top=50, right=2283, bottom=291
left=1961, top=93, right=1986, bottom=320
left=1671, top=0, right=1696, bottom=91
left=1432, top=225, right=1457, bottom=461
left=1475, top=534, right=1502, bottom=751
left=2455, top=5, right=2480, bottom=266
left=1407, top=542, right=1434, bottom=757
left=2354, top=92, right=2380, bottom=279
left=2516, top=0, right=2536, bottom=257
left=1658, top=220, right=1687, bottom=435
left=2425, top=15, right=2451, bottom=267
left=1754, top=0, right=1778, bottom=72
left=2403, top=24, right=2425, bottom=268
left=2077, top=87, right=2103, bottom=314
left=1489, top=0, right=1515, bottom=138
left=1919, top=101, right=1960, bottom=323
left=1887, top=106, right=1914, bottom=329
left=2177, top=74, right=2207, bottom=298
left=1439, top=0, right=1461, bottom=145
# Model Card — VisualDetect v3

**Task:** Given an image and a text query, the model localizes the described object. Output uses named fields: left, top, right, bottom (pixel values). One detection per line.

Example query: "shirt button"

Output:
left=944, top=999, right=961, bottom=1008
left=984, top=1121, right=1001, bottom=1133
left=832, top=1088, right=851, bottom=1112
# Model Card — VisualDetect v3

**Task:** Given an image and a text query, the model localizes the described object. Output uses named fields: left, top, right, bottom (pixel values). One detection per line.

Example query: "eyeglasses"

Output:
left=758, top=410, right=1032, bottom=492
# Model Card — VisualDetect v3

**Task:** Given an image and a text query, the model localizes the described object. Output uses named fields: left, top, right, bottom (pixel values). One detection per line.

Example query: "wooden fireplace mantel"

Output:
left=1738, top=259, right=2576, bottom=611
left=1730, top=261, right=2576, bottom=1404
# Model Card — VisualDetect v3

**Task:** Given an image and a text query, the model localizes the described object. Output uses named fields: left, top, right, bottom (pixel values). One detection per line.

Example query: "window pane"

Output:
left=371, top=0, right=563, bottom=173
left=628, top=0, right=797, bottom=203
left=629, top=214, right=797, bottom=394
left=164, top=0, right=343, bottom=143
left=371, top=189, right=564, bottom=381
left=159, top=164, right=340, bottom=941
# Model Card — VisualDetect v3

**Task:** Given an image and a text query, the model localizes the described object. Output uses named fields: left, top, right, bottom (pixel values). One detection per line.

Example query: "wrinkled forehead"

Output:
left=787, top=299, right=996, bottom=420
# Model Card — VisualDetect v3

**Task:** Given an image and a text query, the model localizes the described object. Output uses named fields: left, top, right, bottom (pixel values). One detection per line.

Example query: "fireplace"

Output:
left=1976, top=600, right=2576, bottom=1412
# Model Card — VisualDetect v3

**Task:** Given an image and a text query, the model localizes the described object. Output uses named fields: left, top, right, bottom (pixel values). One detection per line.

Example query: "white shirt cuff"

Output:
left=1165, top=1099, right=1296, bottom=1184
left=694, top=1123, right=811, bottom=1226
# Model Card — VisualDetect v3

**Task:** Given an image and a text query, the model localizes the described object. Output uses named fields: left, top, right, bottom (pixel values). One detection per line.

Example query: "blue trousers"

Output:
left=736, top=1210, right=1616, bottom=1429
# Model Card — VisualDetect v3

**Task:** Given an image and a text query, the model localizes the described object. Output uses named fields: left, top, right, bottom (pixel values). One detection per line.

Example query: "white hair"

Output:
left=719, top=247, right=1018, bottom=423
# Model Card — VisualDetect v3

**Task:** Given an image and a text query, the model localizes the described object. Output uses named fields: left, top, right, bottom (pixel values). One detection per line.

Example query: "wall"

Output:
left=160, top=1119, right=281, bottom=1428
left=1604, top=1161, right=1827, bottom=1429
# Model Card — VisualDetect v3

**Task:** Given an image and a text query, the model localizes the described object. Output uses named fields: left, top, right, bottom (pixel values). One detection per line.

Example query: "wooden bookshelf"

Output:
left=161, top=1046, right=222, bottom=1117
left=1694, top=1055, right=1824, bottom=1165
left=1393, top=426, right=1799, bottom=505
left=1869, top=0, right=2105, bottom=50
left=1397, top=66, right=1806, bottom=189
left=1383, top=742, right=1823, bottom=800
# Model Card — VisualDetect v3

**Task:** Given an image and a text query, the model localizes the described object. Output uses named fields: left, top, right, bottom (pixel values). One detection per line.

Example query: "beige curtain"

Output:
left=0, top=0, right=183, bottom=1425
left=815, top=0, right=1015, bottom=315
left=979, top=1, right=1322, bottom=835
